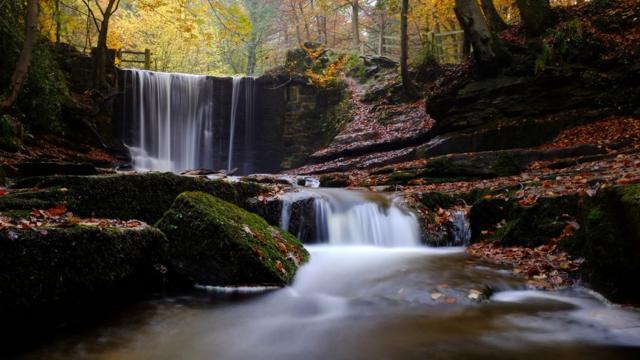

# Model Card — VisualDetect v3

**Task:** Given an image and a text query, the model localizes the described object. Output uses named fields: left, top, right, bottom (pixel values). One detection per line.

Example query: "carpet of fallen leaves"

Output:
left=467, top=222, right=584, bottom=290
left=540, top=116, right=640, bottom=152
left=307, top=78, right=434, bottom=162
left=0, top=204, right=146, bottom=232
left=0, top=136, right=118, bottom=172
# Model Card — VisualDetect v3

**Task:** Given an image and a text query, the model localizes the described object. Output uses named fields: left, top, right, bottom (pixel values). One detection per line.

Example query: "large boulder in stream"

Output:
left=0, top=173, right=265, bottom=223
left=0, top=223, right=168, bottom=327
left=157, top=192, right=309, bottom=286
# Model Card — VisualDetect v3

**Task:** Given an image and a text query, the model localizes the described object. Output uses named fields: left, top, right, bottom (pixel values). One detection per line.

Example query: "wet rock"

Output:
left=416, top=110, right=608, bottom=160
left=2, top=173, right=266, bottom=224
left=156, top=192, right=309, bottom=286
left=419, top=145, right=606, bottom=179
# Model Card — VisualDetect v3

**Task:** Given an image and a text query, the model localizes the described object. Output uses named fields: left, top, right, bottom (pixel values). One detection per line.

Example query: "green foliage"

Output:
left=0, top=1, right=69, bottom=134
left=16, top=45, right=69, bottom=133
left=0, top=114, right=21, bottom=151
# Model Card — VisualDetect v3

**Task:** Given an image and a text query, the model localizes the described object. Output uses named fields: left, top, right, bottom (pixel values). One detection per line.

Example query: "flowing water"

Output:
left=121, top=70, right=256, bottom=174
left=18, top=189, right=640, bottom=359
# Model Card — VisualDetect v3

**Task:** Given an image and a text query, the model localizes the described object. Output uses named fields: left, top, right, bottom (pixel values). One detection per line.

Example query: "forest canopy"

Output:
left=26, top=0, right=581, bottom=76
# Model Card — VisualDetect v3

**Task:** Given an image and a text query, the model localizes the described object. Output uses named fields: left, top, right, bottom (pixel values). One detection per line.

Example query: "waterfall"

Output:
left=121, top=69, right=257, bottom=174
left=280, top=189, right=421, bottom=247
left=242, top=78, right=256, bottom=175
left=227, top=77, right=242, bottom=173
left=450, top=210, right=471, bottom=246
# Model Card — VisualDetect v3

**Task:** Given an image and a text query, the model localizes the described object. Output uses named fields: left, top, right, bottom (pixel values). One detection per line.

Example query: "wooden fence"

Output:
left=117, top=49, right=153, bottom=70
left=428, top=30, right=466, bottom=64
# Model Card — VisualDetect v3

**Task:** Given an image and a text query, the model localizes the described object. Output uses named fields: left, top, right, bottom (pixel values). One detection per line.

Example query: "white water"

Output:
left=280, top=188, right=421, bottom=247
left=226, top=77, right=241, bottom=173
left=124, top=70, right=214, bottom=173
left=122, top=70, right=256, bottom=174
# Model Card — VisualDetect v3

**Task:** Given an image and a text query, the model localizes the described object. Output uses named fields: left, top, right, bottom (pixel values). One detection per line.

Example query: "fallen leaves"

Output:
left=466, top=241, right=584, bottom=290
left=0, top=205, right=147, bottom=231
left=541, top=117, right=640, bottom=152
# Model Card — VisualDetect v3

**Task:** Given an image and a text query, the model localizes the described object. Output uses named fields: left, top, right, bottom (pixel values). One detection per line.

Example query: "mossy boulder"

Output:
left=156, top=192, right=309, bottom=286
left=0, top=225, right=167, bottom=321
left=564, top=185, right=640, bottom=303
left=1, top=173, right=265, bottom=224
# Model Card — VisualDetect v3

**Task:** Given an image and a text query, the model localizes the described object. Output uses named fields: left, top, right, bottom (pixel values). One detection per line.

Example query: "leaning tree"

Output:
left=0, top=0, right=39, bottom=112
left=454, top=0, right=510, bottom=73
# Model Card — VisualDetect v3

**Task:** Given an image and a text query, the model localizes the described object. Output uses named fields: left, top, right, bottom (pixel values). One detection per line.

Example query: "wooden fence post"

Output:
left=144, top=49, right=151, bottom=70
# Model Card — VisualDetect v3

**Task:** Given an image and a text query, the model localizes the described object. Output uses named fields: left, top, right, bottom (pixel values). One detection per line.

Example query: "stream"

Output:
left=18, top=189, right=640, bottom=359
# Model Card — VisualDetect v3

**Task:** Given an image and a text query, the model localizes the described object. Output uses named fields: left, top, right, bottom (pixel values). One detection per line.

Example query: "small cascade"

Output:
left=280, top=197, right=292, bottom=232
left=280, top=189, right=421, bottom=247
left=450, top=210, right=472, bottom=246
left=227, top=77, right=242, bottom=173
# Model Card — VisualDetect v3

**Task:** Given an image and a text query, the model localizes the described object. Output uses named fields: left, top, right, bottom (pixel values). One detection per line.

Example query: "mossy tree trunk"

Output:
left=515, top=0, right=556, bottom=36
left=480, top=0, right=508, bottom=31
left=454, top=0, right=509, bottom=74
left=0, top=0, right=38, bottom=112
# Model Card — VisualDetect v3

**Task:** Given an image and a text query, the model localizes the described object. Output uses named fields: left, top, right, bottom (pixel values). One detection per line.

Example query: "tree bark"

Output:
left=0, top=0, right=39, bottom=112
left=55, top=0, right=61, bottom=44
left=480, top=0, right=508, bottom=31
left=351, top=0, right=360, bottom=52
left=400, top=0, right=416, bottom=95
left=516, top=0, right=556, bottom=36
left=454, top=0, right=509, bottom=73
left=84, top=0, right=121, bottom=90
left=378, top=12, right=385, bottom=56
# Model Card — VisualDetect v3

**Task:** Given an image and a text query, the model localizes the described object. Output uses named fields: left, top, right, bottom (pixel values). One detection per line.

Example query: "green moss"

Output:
left=0, top=115, right=21, bottom=151
left=493, top=152, right=525, bottom=176
left=157, top=192, right=309, bottom=286
left=319, top=174, right=349, bottom=188
left=2, top=173, right=266, bottom=223
left=419, top=191, right=456, bottom=210
left=387, top=171, right=416, bottom=184
left=0, top=225, right=167, bottom=313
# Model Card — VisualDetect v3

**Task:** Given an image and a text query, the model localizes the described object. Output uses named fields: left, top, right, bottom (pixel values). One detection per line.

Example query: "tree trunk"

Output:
left=55, top=0, right=61, bottom=44
left=480, top=0, right=508, bottom=31
left=516, top=0, right=556, bottom=36
left=289, top=0, right=303, bottom=45
left=0, top=0, right=39, bottom=112
left=378, top=12, right=385, bottom=56
left=454, top=0, right=509, bottom=73
left=351, top=0, right=360, bottom=52
left=400, top=0, right=416, bottom=95
left=298, top=2, right=310, bottom=40
left=94, top=13, right=109, bottom=90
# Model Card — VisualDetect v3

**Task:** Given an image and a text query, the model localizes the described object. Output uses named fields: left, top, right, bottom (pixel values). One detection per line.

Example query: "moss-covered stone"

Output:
left=502, top=196, right=581, bottom=247
left=0, top=225, right=167, bottom=316
left=156, top=192, right=309, bottom=286
left=319, top=174, right=350, bottom=188
left=564, top=185, right=640, bottom=303
left=469, top=198, right=514, bottom=242
left=2, top=173, right=265, bottom=224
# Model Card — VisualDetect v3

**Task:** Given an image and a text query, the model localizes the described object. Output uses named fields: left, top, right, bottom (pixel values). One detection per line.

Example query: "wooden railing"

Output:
left=117, top=49, right=153, bottom=70
left=428, top=30, right=466, bottom=64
